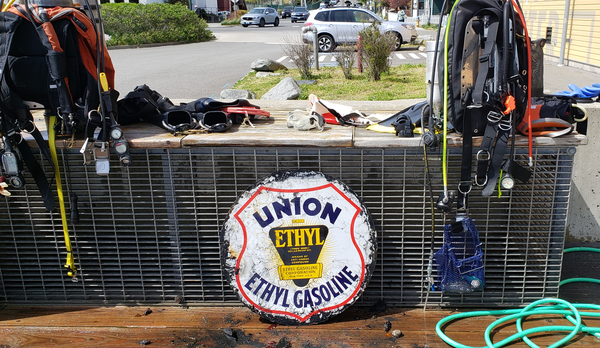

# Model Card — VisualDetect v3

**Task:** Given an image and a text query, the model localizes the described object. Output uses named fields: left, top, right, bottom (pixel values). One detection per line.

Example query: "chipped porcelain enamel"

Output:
left=221, top=170, right=377, bottom=325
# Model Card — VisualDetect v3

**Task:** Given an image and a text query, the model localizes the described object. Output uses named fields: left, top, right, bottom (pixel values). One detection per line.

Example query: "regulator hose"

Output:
left=435, top=299, right=600, bottom=348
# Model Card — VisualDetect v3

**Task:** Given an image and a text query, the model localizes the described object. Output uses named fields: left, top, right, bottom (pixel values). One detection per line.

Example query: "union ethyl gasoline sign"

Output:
left=221, top=170, right=377, bottom=325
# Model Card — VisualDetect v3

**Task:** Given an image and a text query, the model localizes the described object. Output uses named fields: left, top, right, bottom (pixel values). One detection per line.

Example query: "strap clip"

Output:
left=487, top=110, right=503, bottom=124
left=476, top=150, right=491, bottom=161
left=499, top=117, right=512, bottom=131
left=17, top=119, right=36, bottom=133
left=458, top=181, right=472, bottom=195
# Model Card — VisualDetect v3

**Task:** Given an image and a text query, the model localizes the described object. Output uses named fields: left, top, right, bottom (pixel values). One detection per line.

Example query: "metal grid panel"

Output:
left=0, top=146, right=573, bottom=306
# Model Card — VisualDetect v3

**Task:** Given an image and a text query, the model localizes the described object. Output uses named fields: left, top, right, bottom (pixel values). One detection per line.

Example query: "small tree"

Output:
left=335, top=44, right=355, bottom=80
left=359, top=24, right=396, bottom=81
left=281, top=34, right=314, bottom=79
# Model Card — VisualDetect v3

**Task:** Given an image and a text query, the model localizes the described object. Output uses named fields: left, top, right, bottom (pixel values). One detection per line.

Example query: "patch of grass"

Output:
left=233, top=64, right=426, bottom=101
left=221, top=18, right=241, bottom=25
left=420, top=23, right=439, bottom=30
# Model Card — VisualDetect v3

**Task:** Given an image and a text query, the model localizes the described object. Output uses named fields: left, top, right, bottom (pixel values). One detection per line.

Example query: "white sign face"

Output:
left=221, top=170, right=377, bottom=325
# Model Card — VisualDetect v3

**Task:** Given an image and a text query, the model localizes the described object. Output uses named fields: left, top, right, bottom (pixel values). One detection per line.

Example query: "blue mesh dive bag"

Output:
left=434, top=218, right=485, bottom=293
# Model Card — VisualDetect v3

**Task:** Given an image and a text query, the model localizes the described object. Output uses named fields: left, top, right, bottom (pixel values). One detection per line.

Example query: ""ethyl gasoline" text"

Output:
left=244, top=265, right=360, bottom=309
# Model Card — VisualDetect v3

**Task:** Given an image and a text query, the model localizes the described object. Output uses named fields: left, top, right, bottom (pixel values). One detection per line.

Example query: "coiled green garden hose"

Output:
left=435, top=299, right=600, bottom=348
left=436, top=248, right=600, bottom=347
left=558, top=247, right=600, bottom=287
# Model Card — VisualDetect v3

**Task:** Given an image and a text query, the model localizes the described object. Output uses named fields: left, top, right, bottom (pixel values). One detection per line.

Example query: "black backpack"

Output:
left=439, top=0, right=532, bottom=207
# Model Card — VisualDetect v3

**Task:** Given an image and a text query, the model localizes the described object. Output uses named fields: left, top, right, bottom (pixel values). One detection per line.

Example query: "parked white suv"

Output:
left=302, top=8, right=417, bottom=52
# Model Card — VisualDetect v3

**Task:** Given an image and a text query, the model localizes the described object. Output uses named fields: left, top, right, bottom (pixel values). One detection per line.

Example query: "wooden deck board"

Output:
left=1, top=305, right=599, bottom=347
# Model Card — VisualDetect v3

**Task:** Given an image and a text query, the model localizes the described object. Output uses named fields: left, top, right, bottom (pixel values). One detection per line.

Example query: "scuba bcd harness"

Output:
left=0, top=1, right=129, bottom=186
left=434, top=0, right=533, bottom=218
left=0, top=0, right=127, bottom=278
left=428, top=0, right=535, bottom=294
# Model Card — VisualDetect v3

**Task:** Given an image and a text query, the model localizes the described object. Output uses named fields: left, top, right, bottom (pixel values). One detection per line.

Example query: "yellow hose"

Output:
left=2, top=0, right=16, bottom=12
left=48, top=116, right=77, bottom=278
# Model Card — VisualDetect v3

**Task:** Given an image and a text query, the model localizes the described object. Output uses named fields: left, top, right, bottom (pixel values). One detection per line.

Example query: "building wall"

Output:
left=522, top=0, right=600, bottom=72
left=217, top=0, right=230, bottom=12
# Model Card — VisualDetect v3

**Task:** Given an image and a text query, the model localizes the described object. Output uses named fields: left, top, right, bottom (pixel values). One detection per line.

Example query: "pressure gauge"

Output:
left=501, top=173, right=515, bottom=190
left=113, top=140, right=128, bottom=155
left=110, top=127, right=123, bottom=140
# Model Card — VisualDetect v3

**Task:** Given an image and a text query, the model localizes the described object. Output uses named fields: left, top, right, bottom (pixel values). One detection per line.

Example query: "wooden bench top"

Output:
left=27, top=99, right=588, bottom=149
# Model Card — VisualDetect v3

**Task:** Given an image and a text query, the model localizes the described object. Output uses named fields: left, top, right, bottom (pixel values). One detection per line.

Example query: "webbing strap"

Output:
left=0, top=105, right=56, bottom=211
left=15, top=135, right=55, bottom=210
left=475, top=121, right=497, bottom=186
left=471, top=19, right=499, bottom=106
left=458, top=102, right=473, bottom=212
left=481, top=128, right=509, bottom=197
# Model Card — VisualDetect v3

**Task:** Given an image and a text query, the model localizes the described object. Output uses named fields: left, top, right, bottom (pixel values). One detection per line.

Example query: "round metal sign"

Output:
left=221, top=170, right=377, bottom=325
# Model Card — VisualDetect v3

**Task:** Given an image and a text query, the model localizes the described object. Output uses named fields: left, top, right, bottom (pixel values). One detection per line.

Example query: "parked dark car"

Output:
left=290, top=6, right=309, bottom=23
left=282, top=6, right=293, bottom=18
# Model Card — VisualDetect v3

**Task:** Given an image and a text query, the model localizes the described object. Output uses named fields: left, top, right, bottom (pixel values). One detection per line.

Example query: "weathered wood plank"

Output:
left=25, top=102, right=588, bottom=150
left=181, top=115, right=354, bottom=147
left=1, top=305, right=599, bottom=347
left=353, top=127, right=588, bottom=148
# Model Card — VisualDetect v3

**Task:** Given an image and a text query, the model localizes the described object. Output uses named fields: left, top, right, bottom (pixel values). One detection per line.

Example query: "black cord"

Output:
left=81, top=0, right=108, bottom=140
left=423, top=0, right=449, bottom=297
left=424, top=0, right=448, bottom=135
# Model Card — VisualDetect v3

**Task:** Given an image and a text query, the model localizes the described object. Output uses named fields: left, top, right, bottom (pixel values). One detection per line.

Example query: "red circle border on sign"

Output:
left=233, top=183, right=366, bottom=323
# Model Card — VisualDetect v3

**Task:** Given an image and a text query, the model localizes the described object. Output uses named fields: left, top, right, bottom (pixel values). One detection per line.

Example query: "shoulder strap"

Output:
left=12, top=5, right=75, bottom=123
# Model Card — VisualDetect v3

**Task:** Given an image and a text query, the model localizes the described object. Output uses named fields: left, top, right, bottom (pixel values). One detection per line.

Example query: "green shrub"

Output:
left=359, top=24, right=396, bottom=81
left=102, top=3, right=214, bottom=46
left=221, top=18, right=241, bottom=25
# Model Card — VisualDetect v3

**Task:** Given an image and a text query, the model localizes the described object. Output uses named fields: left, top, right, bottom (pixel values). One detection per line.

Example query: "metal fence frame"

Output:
left=0, top=146, right=573, bottom=307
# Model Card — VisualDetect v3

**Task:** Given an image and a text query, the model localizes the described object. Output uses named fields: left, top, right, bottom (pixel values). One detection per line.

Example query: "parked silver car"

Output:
left=302, top=8, right=417, bottom=52
left=242, top=7, right=280, bottom=27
